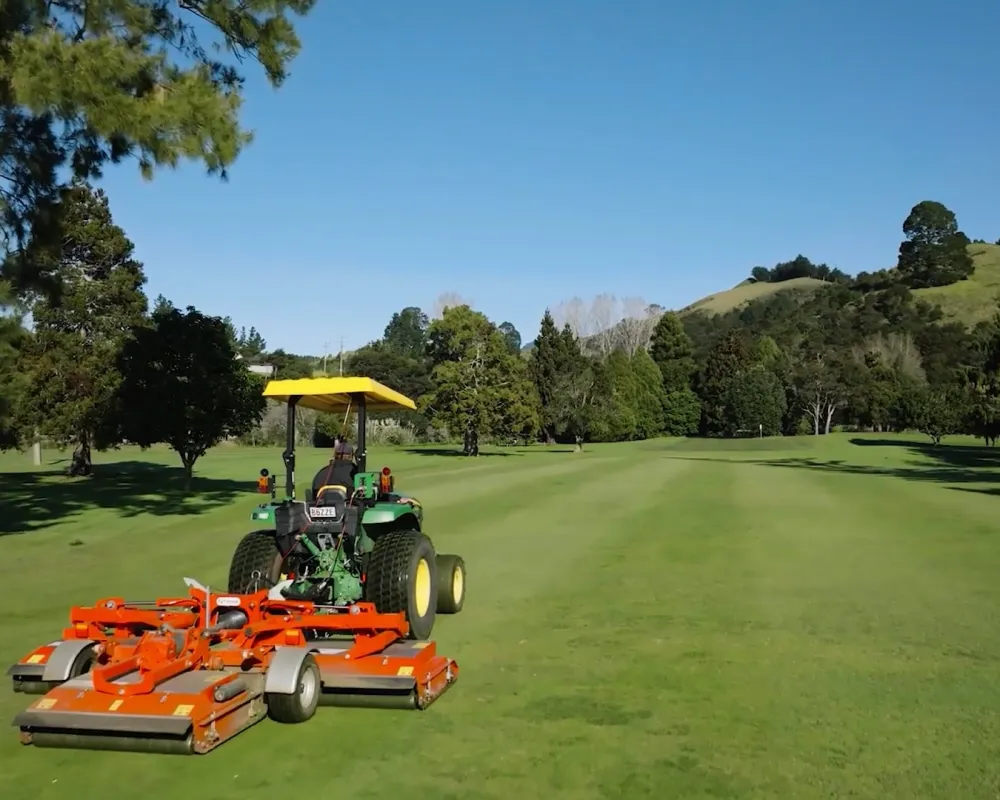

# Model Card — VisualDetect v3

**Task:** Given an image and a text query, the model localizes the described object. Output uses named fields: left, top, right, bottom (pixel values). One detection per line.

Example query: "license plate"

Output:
left=309, top=506, right=337, bottom=518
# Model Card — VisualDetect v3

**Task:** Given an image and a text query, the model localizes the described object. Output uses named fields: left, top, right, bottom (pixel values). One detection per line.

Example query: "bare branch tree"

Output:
left=591, top=293, right=620, bottom=357
left=851, top=331, right=926, bottom=382
left=795, top=353, right=845, bottom=435
left=617, top=296, right=662, bottom=356
left=552, top=294, right=665, bottom=357
left=433, top=292, right=472, bottom=319
left=551, top=297, right=588, bottom=338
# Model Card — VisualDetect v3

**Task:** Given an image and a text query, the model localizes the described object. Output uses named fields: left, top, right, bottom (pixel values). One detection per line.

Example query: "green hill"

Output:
left=913, top=243, right=1000, bottom=326
left=518, top=244, right=1000, bottom=356
left=678, top=276, right=827, bottom=317
left=678, top=243, right=1000, bottom=326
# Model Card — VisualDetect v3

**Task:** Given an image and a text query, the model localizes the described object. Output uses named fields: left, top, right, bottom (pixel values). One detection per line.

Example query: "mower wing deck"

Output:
left=9, top=582, right=458, bottom=755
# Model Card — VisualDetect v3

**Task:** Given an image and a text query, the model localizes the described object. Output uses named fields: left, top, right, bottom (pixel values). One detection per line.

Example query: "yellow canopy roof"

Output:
left=262, top=377, right=417, bottom=413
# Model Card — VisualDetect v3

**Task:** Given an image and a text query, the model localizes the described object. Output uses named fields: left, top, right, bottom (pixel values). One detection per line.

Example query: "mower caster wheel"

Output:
left=435, top=554, right=466, bottom=614
left=267, top=654, right=321, bottom=724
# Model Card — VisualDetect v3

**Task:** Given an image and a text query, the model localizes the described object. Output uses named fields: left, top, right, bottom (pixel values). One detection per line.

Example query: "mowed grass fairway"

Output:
left=2, top=435, right=1000, bottom=798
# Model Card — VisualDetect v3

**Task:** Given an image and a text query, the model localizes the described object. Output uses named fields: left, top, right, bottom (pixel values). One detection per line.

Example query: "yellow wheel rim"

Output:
left=452, top=565, right=464, bottom=604
left=414, top=558, right=431, bottom=617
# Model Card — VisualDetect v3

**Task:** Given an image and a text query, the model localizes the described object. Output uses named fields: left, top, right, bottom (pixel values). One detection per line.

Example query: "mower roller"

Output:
left=237, top=377, right=467, bottom=640
left=8, top=577, right=458, bottom=755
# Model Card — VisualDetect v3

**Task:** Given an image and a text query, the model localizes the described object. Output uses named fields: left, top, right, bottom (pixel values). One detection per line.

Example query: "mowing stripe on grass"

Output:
left=274, top=455, right=699, bottom=799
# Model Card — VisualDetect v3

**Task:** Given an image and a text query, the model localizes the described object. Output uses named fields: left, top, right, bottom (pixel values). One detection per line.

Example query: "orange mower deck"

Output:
left=7, top=579, right=458, bottom=755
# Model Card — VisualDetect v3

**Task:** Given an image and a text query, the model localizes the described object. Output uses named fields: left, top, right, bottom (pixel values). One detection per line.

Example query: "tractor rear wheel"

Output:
left=365, top=529, right=437, bottom=640
left=228, top=530, right=284, bottom=593
left=435, top=554, right=466, bottom=614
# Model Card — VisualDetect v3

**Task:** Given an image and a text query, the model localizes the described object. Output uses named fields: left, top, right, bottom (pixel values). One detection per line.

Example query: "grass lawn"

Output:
left=914, top=243, right=1000, bottom=326
left=2, top=435, right=1000, bottom=798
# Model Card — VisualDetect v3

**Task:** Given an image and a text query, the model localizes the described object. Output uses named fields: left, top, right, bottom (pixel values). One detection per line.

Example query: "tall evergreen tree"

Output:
left=0, top=281, right=27, bottom=449
left=649, top=311, right=696, bottom=392
left=698, top=331, right=754, bottom=436
left=11, top=182, right=147, bottom=474
left=383, top=307, right=430, bottom=359
left=630, top=349, right=667, bottom=438
left=529, top=310, right=567, bottom=443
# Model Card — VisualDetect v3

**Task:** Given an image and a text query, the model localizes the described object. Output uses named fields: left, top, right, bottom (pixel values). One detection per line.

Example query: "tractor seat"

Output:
left=315, top=485, right=348, bottom=504
left=305, top=485, right=348, bottom=534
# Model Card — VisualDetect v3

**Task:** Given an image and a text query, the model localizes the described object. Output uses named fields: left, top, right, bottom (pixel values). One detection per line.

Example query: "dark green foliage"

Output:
left=0, top=282, right=27, bottom=449
left=595, top=351, right=639, bottom=441
left=267, top=349, right=313, bottom=379
left=897, top=201, right=975, bottom=288
left=346, top=339, right=433, bottom=433
left=662, top=388, right=701, bottom=437
left=236, top=326, right=267, bottom=359
left=1, top=0, right=317, bottom=254
left=722, top=366, right=786, bottom=437
left=529, top=310, right=573, bottom=441
left=698, top=331, right=754, bottom=436
left=383, top=307, right=430, bottom=359
left=313, top=412, right=350, bottom=448
left=6, top=182, right=147, bottom=474
left=424, top=305, right=539, bottom=454
left=750, top=255, right=852, bottom=285
left=347, top=343, right=432, bottom=401
left=911, top=385, right=966, bottom=445
left=114, top=305, right=266, bottom=486
left=649, top=311, right=696, bottom=392
left=534, top=321, right=606, bottom=449
left=630, top=349, right=667, bottom=438
left=498, top=322, right=522, bottom=355
left=550, top=357, right=605, bottom=449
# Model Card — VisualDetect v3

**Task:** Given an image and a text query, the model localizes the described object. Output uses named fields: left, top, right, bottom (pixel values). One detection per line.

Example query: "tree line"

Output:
left=0, top=183, right=269, bottom=482
left=2, top=4, right=997, bottom=466
left=287, top=197, right=997, bottom=453
left=3, top=183, right=998, bottom=472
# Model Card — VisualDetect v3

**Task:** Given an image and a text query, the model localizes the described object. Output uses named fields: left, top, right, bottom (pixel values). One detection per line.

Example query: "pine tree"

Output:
left=2, top=1, right=317, bottom=255
left=529, top=310, right=566, bottom=442
left=0, top=281, right=28, bottom=449
left=649, top=311, right=696, bottom=392
left=698, top=331, right=753, bottom=436
left=13, top=182, right=148, bottom=474
left=630, top=349, right=667, bottom=438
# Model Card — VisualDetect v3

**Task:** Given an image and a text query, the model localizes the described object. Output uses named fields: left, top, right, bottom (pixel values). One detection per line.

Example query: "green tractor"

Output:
left=229, top=376, right=466, bottom=640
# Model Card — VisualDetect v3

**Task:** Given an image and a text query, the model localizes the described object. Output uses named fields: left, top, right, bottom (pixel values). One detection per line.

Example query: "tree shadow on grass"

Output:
left=0, top=461, right=255, bottom=537
left=400, top=446, right=575, bottom=457
left=847, top=437, right=1000, bottom=471
left=663, top=437, right=1000, bottom=497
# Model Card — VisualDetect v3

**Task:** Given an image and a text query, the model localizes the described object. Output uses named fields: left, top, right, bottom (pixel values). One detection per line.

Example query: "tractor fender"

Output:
left=264, top=646, right=316, bottom=695
left=41, top=639, right=96, bottom=682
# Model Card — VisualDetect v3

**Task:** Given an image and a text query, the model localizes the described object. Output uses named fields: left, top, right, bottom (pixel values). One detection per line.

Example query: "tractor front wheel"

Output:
left=228, top=530, right=284, bottom=593
left=435, top=554, right=466, bottom=614
left=365, top=529, right=437, bottom=640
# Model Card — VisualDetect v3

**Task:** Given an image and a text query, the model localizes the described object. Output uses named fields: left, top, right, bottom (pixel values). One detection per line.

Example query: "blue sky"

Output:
left=97, top=0, right=1000, bottom=356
